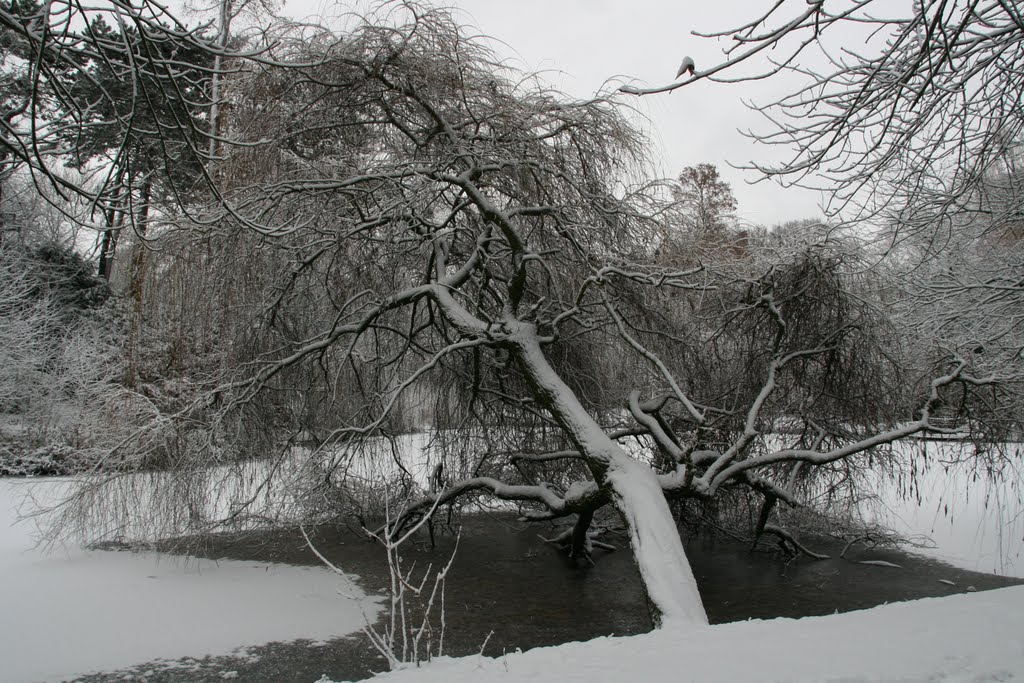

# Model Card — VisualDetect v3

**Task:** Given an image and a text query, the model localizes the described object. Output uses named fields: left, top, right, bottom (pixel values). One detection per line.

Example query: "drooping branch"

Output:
left=391, top=474, right=611, bottom=535
left=706, top=360, right=1004, bottom=492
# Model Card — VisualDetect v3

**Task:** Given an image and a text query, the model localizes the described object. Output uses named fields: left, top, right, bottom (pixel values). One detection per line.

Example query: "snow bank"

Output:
left=332, top=585, right=1024, bottom=682
left=0, top=478, right=380, bottom=683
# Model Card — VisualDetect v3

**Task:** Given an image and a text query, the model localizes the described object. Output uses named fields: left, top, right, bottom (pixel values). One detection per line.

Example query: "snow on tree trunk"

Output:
left=510, top=320, right=708, bottom=628
left=606, top=456, right=708, bottom=628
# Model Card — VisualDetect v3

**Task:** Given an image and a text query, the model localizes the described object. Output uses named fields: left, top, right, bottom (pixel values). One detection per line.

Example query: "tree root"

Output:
left=759, top=525, right=830, bottom=560
left=539, top=527, right=617, bottom=566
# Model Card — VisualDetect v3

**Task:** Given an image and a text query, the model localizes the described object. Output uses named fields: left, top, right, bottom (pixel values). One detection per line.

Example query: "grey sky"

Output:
left=279, top=0, right=828, bottom=226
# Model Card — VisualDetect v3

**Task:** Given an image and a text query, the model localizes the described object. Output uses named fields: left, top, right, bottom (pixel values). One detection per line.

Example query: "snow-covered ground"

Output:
left=330, top=585, right=1024, bottom=682
left=0, top=477, right=380, bottom=683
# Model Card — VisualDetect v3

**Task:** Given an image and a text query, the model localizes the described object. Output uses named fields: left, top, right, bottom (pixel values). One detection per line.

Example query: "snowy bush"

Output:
left=0, top=444, right=77, bottom=477
left=0, top=241, right=121, bottom=475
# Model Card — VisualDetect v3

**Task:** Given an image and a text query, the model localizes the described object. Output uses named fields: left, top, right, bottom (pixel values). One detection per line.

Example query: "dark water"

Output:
left=74, top=514, right=1023, bottom=683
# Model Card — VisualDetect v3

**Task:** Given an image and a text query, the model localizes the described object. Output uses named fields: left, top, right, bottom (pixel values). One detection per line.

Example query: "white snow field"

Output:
left=331, top=585, right=1024, bottom=683
left=0, top=477, right=380, bottom=683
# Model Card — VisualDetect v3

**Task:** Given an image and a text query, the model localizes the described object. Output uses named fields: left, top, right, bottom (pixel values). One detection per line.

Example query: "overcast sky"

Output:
left=277, top=0, right=829, bottom=226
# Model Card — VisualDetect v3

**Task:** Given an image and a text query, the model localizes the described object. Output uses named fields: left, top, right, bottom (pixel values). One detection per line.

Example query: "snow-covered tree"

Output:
left=674, top=163, right=736, bottom=237
left=623, top=0, right=1024, bottom=435
left=5, top=0, right=1011, bottom=628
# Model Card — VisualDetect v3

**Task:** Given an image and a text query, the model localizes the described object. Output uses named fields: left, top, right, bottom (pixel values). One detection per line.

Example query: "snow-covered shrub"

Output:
left=0, top=444, right=77, bottom=476
left=0, top=241, right=121, bottom=476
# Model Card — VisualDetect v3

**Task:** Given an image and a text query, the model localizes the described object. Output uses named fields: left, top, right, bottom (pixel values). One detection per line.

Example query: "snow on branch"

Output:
left=604, top=292, right=706, bottom=425
left=705, top=359, right=1005, bottom=492
left=390, top=476, right=597, bottom=534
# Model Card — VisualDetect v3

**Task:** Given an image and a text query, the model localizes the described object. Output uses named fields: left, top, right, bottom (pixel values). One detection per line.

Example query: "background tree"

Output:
left=661, top=163, right=747, bottom=264
left=0, top=0, right=67, bottom=238
left=674, top=163, right=737, bottom=238
left=65, top=15, right=213, bottom=385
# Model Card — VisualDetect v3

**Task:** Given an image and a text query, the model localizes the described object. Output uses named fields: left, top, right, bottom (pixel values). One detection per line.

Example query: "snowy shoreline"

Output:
left=333, top=586, right=1024, bottom=682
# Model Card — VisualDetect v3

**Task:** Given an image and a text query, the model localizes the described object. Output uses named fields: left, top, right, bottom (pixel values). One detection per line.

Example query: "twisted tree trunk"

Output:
left=510, top=321, right=707, bottom=627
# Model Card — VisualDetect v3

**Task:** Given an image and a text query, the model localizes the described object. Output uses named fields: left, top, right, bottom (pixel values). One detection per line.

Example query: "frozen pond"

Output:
left=0, top=477, right=380, bottom=683
left=865, top=441, right=1024, bottom=577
